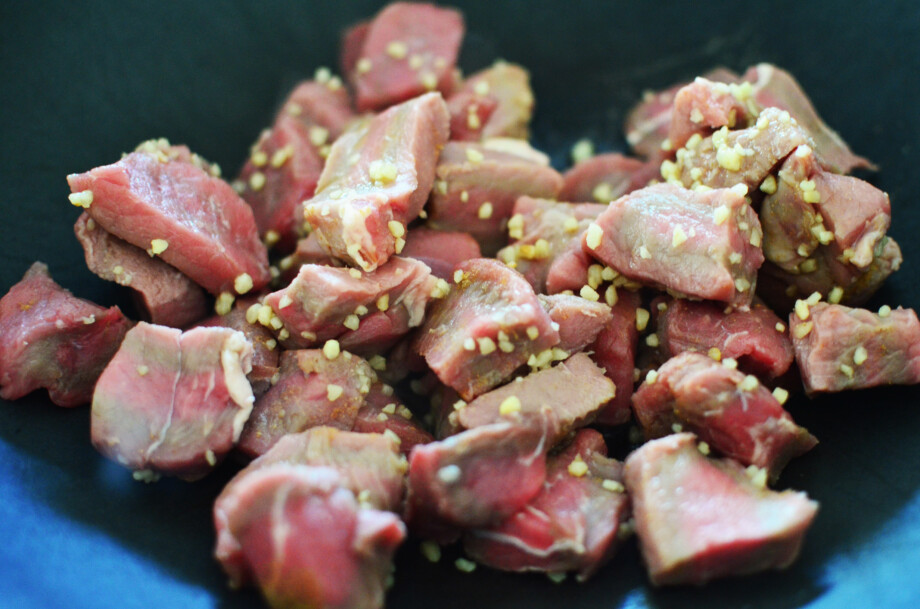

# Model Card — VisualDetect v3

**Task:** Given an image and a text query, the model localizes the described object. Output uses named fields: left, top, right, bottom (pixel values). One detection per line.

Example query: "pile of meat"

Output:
left=2, top=3, right=918, bottom=608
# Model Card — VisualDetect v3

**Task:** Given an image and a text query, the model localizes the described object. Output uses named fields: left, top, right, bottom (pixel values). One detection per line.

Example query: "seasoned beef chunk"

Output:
left=415, top=258, right=559, bottom=400
left=789, top=302, right=920, bottom=394
left=340, top=20, right=370, bottom=78
left=348, top=2, right=464, bottom=111
left=74, top=213, right=207, bottom=329
left=632, top=352, right=816, bottom=480
left=91, top=323, right=254, bottom=480
left=559, top=153, right=658, bottom=204
left=584, top=184, right=764, bottom=307
left=464, top=429, right=630, bottom=580
left=264, top=256, right=437, bottom=351
left=352, top=382, right=433, bottom=454
left=238, top=349, right=377, bottom=457
left=538, top=294, right=612, bottom=355
left=446, top=62, right=534, bottom=140
left=0, top=262, right=131, bottom=407
left=426, top=141, right=563, bottom=256
left=405, top=422, right=549, bottom=542
left=214, top=465, right=404, bottom=609
left=67, top=141, right=270, bottom=296
left=456, top=353, right=615, bottom=444
left=399, top=226, right=482, bottom=280
left=624, top=433, right=818, bottom=586
left=589, top=290, right=641, bottom=426
left=279, top=78, right=355, bottom=138
left=656, top=299, right=794, bottom=381
left=303, top=93, right=450, bottom=271
left=668, top=77, right=756, bottom=151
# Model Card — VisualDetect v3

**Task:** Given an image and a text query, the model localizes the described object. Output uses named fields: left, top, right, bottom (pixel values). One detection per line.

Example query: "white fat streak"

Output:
left=269, top=480, right=295, bottom=588
left=470, top=526, right=586, bottom=558
left=222, top=331, right=255, bottom=442
left=145, top=330, right=183, bottom=462
left=341, top=206, right=375, bottom=270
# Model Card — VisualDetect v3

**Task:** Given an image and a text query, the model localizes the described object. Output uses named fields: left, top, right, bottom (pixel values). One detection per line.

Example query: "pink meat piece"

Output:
left=264, top=256, right=436, bottom=350
left=278, top=233, right=341, bottom=284
left=456, top=353, right=616, bottom=445
left=405, top=422, right=549, bottom=542
left=426, top=141, right=563, bottom=256
left=399, top=226, right=482, bottom=280
left=74, top=213, right=207, bottom=328
left=446, top=62, right=534, bottom=140
left=303, top=93, right=450, bottom=271
left=584, top=183, right=764, bottom=307
left=632, top=352, right=816, bottom=480
left=559, top=153, right=658, bottom=204
left=0, top=262, right=131, bottom=407
left=429, top=382, right=465, bottom=440
left=446, top=90, right=499, bottom=141
left=415, top=258, right=559, bottom=400
left=237, top=350, right=378, bottom=457
left=67, top=143, right=270, bottom=296
left=624, top=433, right=818, bottom=586
left=349, top=3, right=464, bottom=111
left=668, top=77, right=756, bottom=151
left=214, top=464, right=404, bottom=609
left=589, top=290, right=641, bottom=426
left=657, top=299, right=794, bottom=380
left=538, top=294, right=612, bottom=355
left=277, top=79, right=355, bottom=139
left=744, top=63, right=875, bottom=173
left=91, top=322, right=254, bottom=480
left=789, top=302, right=920, bottom=394
left=340, top=20, right=370, bottom=77
left=464, top=429, right=630, bottom=580
left=352, top=382, right=433, bottom=454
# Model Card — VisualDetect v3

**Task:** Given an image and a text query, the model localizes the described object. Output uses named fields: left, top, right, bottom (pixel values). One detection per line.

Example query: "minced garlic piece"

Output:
left=465, top=148, right=484, bottom=163
left=477, top=337, right=497, bottom=355
left=592, top=182, right=613, bottom=203
left=385, top=40, right=408, bottom=59
left=722, top=357, right=738, bottom=370
left=69, top=190, right=93, bottom=208
left=136, top=365, right=149, bottom=376
left=249, top=171, right=266, bottom=191
left=794, top=299, right=811, bottom=320
left=499, top=396, right=522, bottom=416
left=395, top=237, right=406, bottom=254
left=839, top=363, right=855, bottom=379
left=356, top=57, right=372, bottom=73
left=828, top=286, right=844, bottom=304
left=270, top=145, right=294, bottom=168
left=698, top=441, right=711, bottom=455
left=387, top=220, right=405, bottom=238
left=463, top=337, right=476, bottom=351
left=793, top=321, right=814, bottom=339
left=323, top=340, right=341, bottom=360
left=734, top=278, right=750, bottom=292
left=760, top=175, right=777, bottom=194
left=772, top=386, right=789, bottom=405
left=635, top=308, right=650, bottom=331
left=369, top=160, right=398, bottom=184
left=215, top=292, right=235, bottom=315
left=580, top=285, right=600, bottom=302
left=251, top=150, right=268, bottom=167
left=257, top=304, right=274, bottom=326
left=507, top=213, right=525, bottom=239
left=708, top=347, right=722, bottom=361
left=585, top=223, right=603, bottom=250
left=571, top=138, right=594, bottom=163
left=737, top=374, right=759, bottom=392
left=645, top=369, right=659, bottom=384
left=638, top=245, right=652, bottom=259
left=853, top=346, right=868, bottom=366
left=419, top=71, right=438, bottom=90
left=526, top=326, right=540, bottom=341
left=473, top=80, right=490, bottom=96
left=645, top=334, right=660, bottom=348
left=309, top=126, right=330, bottom=147
left=672, top=225, right=688, bottom=247
left=326, top=384, right=344, bottom=401
left=375, top=293, right=390, bottom=312
left=728, top=252, right=743, bottom=264
left=234, top=273, right=253, bottom=295
left=430, top=278, right=450, bottom=299
left=775, top=322, right=786, bottom=333
left=148, top=239, right=169, bottom=256
left=478, top=202, right=493, bottom=219
left=878, top=305, right=892, bottom=317
left=716, top=145, right=743, bottom=171
left=567, top=455, right=589, bottom=477
left=420, top=541, right=441, bottom=563
left=455, top=558, right=477, bottom=573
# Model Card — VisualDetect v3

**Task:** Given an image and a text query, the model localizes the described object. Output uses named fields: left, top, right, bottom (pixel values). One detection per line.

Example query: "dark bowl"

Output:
left=2, top=2, right=919, bottom=608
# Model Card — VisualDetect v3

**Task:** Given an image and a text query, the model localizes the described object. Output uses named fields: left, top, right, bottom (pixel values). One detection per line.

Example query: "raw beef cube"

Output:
left=632, top=352, right=816, bottom=480
left=277, top=79, right=355, bottom=139
left=405, top=422, right=549, bottom=542
left=559, top=153, right=658, bottom=204
left=264, top=256, right=437, bottom=350
left=624, top=433, right=818, bottom=586
left=352, top=382, right=433, bottom=454
left=789, top=302, right=920, bottom=394
left=238, top=349, right=378, bottom=457
left=538, top=294, right=612, bottom=355
left=589, top=290, right=641, bottom=426
left=426, top=141, right=563, bottom=256
left=196, top=297, right=280, bottom=399
left=91, top=323, right=254, bottom=480
left=583, top=184, right=764, bottom=307
left=214, top=464, right=404, bottom=609
left=399, top=226, right=482, bottom=280
left=303, top=93, right=450, bottom=271
left=67, top=141, right=270, bottom=296
left=74, top=213, right=208, bottom=328
left=464, top=429, right=630, bottom=580
left=278, top=233, right=341, bottom=284
left=456, top=353, right=616, bottom=445
left=656, top=299, right=794, bottom=380
left=429, top=383, right=466, bottom=440
left=446, top=62, right=534, bottom=140
left=668, top=77, right=757, bottom=151
left=0, top=262, right=131, bottom=407
left=446, top=89, right=499, bottom=142
left=415, top=258, right=559, bottom=400
left=340, top=20, right=370, bottom=77
left=349, top=3, right=464, bottom=111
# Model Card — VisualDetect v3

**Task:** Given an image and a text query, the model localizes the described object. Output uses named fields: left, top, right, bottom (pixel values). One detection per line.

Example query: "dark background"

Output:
left=1, top=1, right=919, bottom=608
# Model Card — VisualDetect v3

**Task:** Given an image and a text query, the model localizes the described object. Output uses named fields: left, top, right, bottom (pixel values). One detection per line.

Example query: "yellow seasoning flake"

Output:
left=507, top=214, right=525, bottom=240
left=568, top=455, right=589, bottom=478
left=69, top=190, right=93, bottom=208
left=760, top=175, right=778, bottom=194
left=326, top=384, right=344, bottom=401
left=234, top=273, right=253, bottom=295
left=716, top=145, right=743, bottom=171
left=499, top=396, right=522, bottom=416
left=322, top=339, right=341, bottom=360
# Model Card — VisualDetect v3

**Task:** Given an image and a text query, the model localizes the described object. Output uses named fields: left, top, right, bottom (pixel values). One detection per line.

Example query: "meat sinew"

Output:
left=624, top=433, right=818, bottom=586
left=303, top=93, right=450, bottom=271
left=0, top=262, right=132, bottom=407
left=91, top=322, right=254, bottom=480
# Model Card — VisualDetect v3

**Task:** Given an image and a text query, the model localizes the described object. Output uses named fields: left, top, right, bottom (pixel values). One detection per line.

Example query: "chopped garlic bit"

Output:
left=645, top=369, right=659, bottom=384
left=878, top=305, right=892, bottom=317
left=672, top=225, right=688, bottom=247
left=793, top=321, right=814, bottom=339
left=567, top=455, right=589, bottom=477
left=322, top=339, right=341, bottom=360
left=638, top=245, right=652, bottom=259
left=828, top=286, right=844, bottom=304
left=69, top=190, right=94, bottom=208
left=499, top=395, right=522, bottom=416
left=234, top=273, right=253, bottom=295
left=853, top=345, right=868, bottom=366
left=772, top=386, right=789, bottom=405
left=571, top=138, right=594, bottom=163
left=136, top=365, right=149, bottom=376
left=420, top=541, right=441, bottom=563
left=386, top=40, right=408, bottom=59
left=592, top=182, right=612, bottom=203
left=430, top=278, right=450, bottom=299
left=708, top=347, right=722, bottom=361
left=722, top=357, right=738, bottom=370
left=794, top=299, right=811, bottom=320
left=326, top=384, right=344, bottom=401
left=477, top=201, right=493, bottom=219
left=645, top=334, right=660, bottom=348
left=343, top=314, right=360, bottom=331
left=465, top=148, right=484, bottom=164
left=215, top=292, right=235, bottom=316
left=249, top=171, right=266, bottom=191
left=698, top=441, right=711, bottom=455
left=635, top=308, right=650, bottom=331
left=148, top=239, right=169, bottom=256
left=580, top=285, right=600, bottom=302
left=760, top=175, right=777, bottom=194
left=477, top=336, right=497, bottom=355
left=455, top=558, right=477, bottom=573
left=356, top=57, right=372, bottom=74
left=737, top=374, right=759, bottom=392
left=507, top=213, right=525, bottom=240
left=369, top=160, right=398, bottom=184
left=585, top=223, right=603, bottom=250
left=602, top=479, right=625, bottom=493
left=463, top=337, right=476, bottom=351
left=437, top=464, right=462, bottom=484
left=387, top=220, right=405, bottom=238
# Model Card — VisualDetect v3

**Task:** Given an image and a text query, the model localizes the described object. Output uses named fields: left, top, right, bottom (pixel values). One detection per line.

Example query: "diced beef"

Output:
left=456, top=352, right=615, bottom=445
left=446, top=62, right=534, bottom=140
left=538, top=294, right=612, bottom=355
left=405, top=422, right=549, bottom=542
left=656, top=299, right=794, bottom=380
left=668, top=77, right=756, bottom=151
left=426, top=141, right=563, bottom=256
left=238, top=349, right=377, bottom=457
left=278, top=233, right=341, bottom=284
left=584, top=184, right=764, bottom=307
left=632, top=352, right=816, bottom=480
left=429, top=382, right=465, bottom=440
left=264, top=256, right=437, bottom=351
left=415, top=258, right=560, bottom=400
left=348, top=3, right=464, bottom=111
left=789, top=302, right=920, bottom=394
left=91, top=323, right=254, bottom=480
left=74, top=213, right=208, bottom=328
left=624, top=433, right=819, bottom=586
left=340, top=20, right=370, bottom=77
left=589, top=290, right=641, bottom=426
left=214, top=464, right=404, bottom=609
left=303, top=93, right=450, bottom=271
left=464, top=429, right=630, bottom=580
left=0, top=262, right=131, bottom=407
left=352, top=382, right=433, bottom=454
left=67, top=142, right=270, bottom=296
left=399, top=226, right=482, bottom=280
left=743, top=63, right=874, bottom=173
left=278, top=79, right=355, bottom=139
left=559, top=153, right=658, bottom=204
